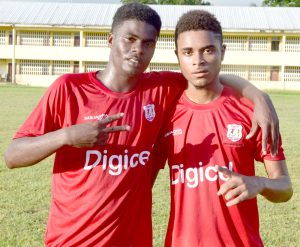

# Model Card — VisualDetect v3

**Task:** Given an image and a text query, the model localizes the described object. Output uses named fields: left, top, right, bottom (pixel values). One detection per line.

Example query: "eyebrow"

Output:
left=181, top=45, right=216, bottom=51
left=125, top=32, right=157, bottom=43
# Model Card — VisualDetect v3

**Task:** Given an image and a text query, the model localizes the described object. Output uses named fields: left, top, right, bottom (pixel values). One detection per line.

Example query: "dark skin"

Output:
left=176, top=29, right=292, bottom=205
left=5, top=19, right=279, bottom=169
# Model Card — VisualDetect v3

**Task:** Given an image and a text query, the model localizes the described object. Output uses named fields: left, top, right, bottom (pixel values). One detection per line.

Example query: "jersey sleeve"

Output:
left=254, top=130, right=285, bottom=162
left=14, top=75, right=70, bottom=139
left=151, top=129, right=168, bottom=171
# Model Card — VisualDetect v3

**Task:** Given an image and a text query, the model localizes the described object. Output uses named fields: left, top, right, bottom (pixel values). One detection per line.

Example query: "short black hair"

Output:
left=175, top=10, right=223, bottom=49
left=112, top=3, right=162, bottom=36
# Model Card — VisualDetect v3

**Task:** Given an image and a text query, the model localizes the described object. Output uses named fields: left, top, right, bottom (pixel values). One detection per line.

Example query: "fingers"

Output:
left=270, top=122, right=279, bottom=157
left=99, top=113, right=125, bottom=125
left=260, top=124, right=269, bottom=155
left=245, top=122, right=258, bottom=140
left=101, top=125, right=131, bottom=133
left=225, top=193, right=248, bottom=207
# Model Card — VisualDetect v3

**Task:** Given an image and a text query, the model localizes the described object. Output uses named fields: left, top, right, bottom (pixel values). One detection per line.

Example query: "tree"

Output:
left=121, top=0, right=211, bottom=5
left=262, top=0, right=300, bottom=7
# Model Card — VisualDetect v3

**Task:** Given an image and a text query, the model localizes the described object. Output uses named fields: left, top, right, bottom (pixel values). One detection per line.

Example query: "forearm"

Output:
left=258, top=176, right=293, bottom=203
left=219, top=74, right=268, bottom=103
left=4, top=128, right=67, bottom=169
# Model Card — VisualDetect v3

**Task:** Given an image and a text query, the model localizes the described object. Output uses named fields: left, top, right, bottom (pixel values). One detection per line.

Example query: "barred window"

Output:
left=20, top=31, right=50, bottom=46
left=285, top=37, right=300, bottom=52
left=221, top=65, right=248, bottom=79
left=249, top=66, right=268, bottom=81
left=85, top=62, right=107, bottom=72
left=223, top=36, right=247, bottom=51
left=0, top=30, right=5, bottom=45
left=52, top=61, right=71, bottom=75
left=249, top=37, right=268, bottom=51
left=284, top=66, right=300, bottom=82
left=149, top=63, right=180, bottom=72
left=156, top=34, right=175, bottom=50
left=19, top=60, right=49, bottom=75
left=53, top=32, right=72, bottom=47
left=85, top=32, right=108, bottom=47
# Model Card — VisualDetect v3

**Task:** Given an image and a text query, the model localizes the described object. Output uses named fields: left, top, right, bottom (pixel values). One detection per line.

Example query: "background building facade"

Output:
left=0, top=2, right=299, bottom=89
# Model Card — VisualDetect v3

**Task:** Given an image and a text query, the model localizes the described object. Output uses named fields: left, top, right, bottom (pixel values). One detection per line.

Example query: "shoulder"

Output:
left=48, top=72, right=93, bottom=93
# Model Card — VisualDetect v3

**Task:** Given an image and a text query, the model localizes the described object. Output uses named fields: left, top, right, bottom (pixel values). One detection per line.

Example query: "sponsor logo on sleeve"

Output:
left=164, top=129, right=183, bottom=138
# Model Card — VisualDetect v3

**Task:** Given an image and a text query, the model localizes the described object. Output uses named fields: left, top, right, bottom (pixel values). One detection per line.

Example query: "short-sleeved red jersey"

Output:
left=153, top=86, right=285, bottom=247
left=15, top=71, right=185, bottom=246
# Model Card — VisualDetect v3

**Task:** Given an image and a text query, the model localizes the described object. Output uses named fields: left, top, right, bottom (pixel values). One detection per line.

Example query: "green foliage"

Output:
left=262, top=0, right=300, bottom=7
left=121, top=0, right=211, bottom=5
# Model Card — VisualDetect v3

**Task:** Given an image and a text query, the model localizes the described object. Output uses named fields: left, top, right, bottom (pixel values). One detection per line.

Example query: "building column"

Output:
left=12, top=27, right=16, bottom=84
left=80, top=30, right=84, bottom=72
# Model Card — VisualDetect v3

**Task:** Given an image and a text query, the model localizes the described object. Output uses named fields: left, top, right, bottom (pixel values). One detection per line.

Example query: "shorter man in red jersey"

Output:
left=153, top=10, right=293, bottom=247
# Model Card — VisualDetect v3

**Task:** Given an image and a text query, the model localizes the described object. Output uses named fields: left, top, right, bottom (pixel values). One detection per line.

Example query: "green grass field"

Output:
left=0, top=85, right=299, bottom=246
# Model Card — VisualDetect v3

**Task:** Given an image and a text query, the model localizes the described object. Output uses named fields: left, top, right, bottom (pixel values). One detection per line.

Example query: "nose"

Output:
left=132, top=41, right=144, bottom=55
left=193, top=52, right=205, bottom=66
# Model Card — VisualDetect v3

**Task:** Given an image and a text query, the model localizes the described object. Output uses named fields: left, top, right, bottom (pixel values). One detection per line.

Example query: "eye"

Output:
left=204, top=47, right=215, bottom=54
left=124, top=36, right=135, bottom=43
left=183, top=50, right=192, bottom=56
left=144, top=41, right=155, bottom=48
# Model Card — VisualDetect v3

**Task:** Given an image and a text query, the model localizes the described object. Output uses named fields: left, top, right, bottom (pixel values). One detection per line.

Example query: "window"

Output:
left=0, top=30, right=5, bottom=45
left=52, top=61, right=71, bottom=75
left=221, top=65, right=248, bottom=79
left=284, top=66, right=300, bottom=82
left=85, top=32, right=108, bottom=47
left=19, top=60, right=49, bottom=75
left=20, top=31, right=50, bottom=46
left=84, top=62, right=107, bottom=72
left=249, top=66, right=268, bottom=81
left=249, top=37, right=268, bottom=51
left=223, top=36, right=247, bottom=51
left=53, top=32, right=72, bottom=47
left=156, top=34, right=175, bottom=50
left=285, top=37, right=300, bottom=52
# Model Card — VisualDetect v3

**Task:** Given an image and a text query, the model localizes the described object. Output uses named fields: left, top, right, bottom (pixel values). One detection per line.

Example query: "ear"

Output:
left=221, top=44, right=226, bottom=61
left=108, top=33, right=113, bottom=48
left=174, top=49, right=180, bottom=64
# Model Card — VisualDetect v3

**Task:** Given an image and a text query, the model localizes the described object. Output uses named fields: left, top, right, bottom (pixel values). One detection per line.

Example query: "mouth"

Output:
left=127, top=57, right=140, bottom=67
left=192, top=70, right=209, bottom=77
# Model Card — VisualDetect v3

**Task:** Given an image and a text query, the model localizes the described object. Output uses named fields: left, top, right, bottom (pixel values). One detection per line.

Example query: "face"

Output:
left=176, top=30, right=225, bottom=89
left=108, top=20, right=158, bottom=78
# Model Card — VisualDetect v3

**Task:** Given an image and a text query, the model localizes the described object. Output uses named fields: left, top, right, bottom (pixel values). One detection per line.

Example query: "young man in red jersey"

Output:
left=152, top=10, right=293, bottom=247
left=5, top=3, right=281, bottom=247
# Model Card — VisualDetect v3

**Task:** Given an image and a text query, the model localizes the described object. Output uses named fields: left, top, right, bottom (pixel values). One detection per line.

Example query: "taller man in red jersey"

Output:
left=5, top=3, right=281, bottom=246
left=153, top=10, right=293, bottom=247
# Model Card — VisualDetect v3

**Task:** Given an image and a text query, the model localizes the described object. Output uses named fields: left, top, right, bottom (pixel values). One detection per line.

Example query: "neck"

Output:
left=96, top=66, right=139, bottom=93
left=185, top=78, right=223, bottom=104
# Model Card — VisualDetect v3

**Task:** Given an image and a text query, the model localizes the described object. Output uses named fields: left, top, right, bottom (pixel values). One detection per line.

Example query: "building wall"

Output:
left=0, top=26, right=299, bottom=89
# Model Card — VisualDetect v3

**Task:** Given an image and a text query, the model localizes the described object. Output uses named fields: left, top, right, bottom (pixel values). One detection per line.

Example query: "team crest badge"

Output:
left=143, top=104, right=155, bottom=122
left=226, top=124, right=243, bottom=142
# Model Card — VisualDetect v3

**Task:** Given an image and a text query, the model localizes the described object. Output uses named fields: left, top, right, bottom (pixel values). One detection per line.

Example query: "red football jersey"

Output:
left=153, top=86, right=285, bottom=247
left=14, top=71, right=185, bottom=246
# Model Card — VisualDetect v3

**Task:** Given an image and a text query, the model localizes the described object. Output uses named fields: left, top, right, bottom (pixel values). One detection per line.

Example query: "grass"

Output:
left=0, top=85, right=299, bottom=246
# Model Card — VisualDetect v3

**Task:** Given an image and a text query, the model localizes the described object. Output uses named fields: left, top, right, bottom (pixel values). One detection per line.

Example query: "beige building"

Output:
left=0, top=2, right=299, bottom=89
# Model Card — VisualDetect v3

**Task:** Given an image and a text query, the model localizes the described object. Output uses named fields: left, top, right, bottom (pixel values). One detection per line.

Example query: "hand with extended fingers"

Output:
left=246, top=93, right=279, bottom=157
left=215, top=165, right=263, bottom=207
left=64, top=113, right=130, bottom=148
